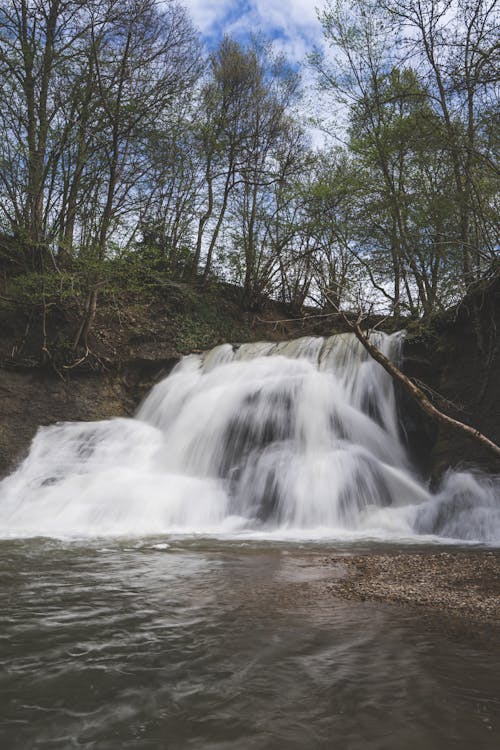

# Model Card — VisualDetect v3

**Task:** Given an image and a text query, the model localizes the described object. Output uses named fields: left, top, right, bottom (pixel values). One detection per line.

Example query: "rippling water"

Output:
left=1, top=538, right=499, bottom=749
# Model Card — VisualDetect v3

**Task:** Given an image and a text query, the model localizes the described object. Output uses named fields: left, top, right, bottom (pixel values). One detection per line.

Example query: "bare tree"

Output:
left=69, top=0, right=201, bottom=348
left=0, top=0, right=89, bottom=263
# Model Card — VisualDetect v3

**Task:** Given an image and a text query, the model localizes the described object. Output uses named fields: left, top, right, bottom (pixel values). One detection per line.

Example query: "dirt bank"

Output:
left=402, top=273, right=500, bottom=479
left=0, top=358, right=177, bottom=477
left=1, top=275, right=499, bottom=479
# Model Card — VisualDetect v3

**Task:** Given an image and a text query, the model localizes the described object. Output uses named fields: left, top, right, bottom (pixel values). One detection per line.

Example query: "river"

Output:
left=1, top=537, right=499, bottom=749
left=2, top=333, right=500, bottom=747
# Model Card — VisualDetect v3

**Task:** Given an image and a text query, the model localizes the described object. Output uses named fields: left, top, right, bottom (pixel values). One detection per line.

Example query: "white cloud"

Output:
left=254, top=0, right=319, bottom=32
left=181, top=0, right=325, bottom=64
left=180, top=0, right=330, bottom=148
left=180, top=0, right=235, bottom=36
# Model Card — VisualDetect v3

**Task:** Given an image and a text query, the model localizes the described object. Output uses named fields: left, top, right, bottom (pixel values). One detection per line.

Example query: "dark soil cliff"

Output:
left=0, top=281, right=334, bottom=477
left=402, top=274, right=500, bottom=480
left=1, top=276, right=499, bottom=480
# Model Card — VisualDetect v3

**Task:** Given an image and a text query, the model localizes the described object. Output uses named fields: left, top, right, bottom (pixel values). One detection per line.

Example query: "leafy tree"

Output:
left=312, top=0, right=498, bottom=316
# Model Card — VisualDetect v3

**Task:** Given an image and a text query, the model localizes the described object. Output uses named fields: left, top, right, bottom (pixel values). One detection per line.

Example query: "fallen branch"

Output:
left=412, top=378, right=463, bottom=414
left=255, top=310, right=338, bottom=324
left=340, top=311, right=500, bottom=463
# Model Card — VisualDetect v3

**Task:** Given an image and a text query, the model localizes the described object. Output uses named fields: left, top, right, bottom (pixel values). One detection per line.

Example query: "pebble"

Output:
left=326, top=550, right=500, bottom=626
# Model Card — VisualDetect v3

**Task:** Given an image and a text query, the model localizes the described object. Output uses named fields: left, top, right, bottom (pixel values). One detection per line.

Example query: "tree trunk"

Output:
left=73, top=287, right=98, bottom=351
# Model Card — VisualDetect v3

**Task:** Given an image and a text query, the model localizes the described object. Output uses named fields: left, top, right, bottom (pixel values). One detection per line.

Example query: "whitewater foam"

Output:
left=0, top=333, right=498, bottom=543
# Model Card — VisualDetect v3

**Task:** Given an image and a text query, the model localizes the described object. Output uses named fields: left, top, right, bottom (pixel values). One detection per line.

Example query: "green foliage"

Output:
left=6, top=270, right=83, bottom=306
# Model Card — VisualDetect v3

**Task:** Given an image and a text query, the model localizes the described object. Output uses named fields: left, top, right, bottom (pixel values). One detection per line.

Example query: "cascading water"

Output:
left=0, top=332, right=499, bottom=542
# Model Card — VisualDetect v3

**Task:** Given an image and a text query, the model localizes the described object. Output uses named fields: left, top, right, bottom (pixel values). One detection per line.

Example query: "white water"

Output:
left=0, top=333, right=499, bottom=542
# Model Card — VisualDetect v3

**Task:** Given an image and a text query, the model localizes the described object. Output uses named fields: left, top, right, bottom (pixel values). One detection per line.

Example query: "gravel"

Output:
left=327, top=550, right=500, bottom=627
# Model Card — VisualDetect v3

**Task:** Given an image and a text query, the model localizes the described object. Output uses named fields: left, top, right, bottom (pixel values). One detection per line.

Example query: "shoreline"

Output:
left=326, top=550, right=500, bottom=630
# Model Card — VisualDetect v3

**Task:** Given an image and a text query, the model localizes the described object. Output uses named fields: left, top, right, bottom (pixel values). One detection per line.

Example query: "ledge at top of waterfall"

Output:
left=1, top=332, right=499, bottom=543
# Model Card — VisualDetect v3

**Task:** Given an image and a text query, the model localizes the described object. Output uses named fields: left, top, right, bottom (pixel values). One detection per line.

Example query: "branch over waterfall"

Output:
left=339, top=310, right=500, bottom=464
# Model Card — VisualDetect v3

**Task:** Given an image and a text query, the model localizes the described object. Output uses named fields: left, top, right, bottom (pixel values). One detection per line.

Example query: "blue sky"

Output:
left=181, top=1, right=333, bottom=148
left=182, top=0, right=324, bottom=64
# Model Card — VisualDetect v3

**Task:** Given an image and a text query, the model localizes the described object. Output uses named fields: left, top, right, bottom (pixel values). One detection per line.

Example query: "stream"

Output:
left=1, top=333, right=500, bottom=747
left=1, top=537, right=500, bottom=749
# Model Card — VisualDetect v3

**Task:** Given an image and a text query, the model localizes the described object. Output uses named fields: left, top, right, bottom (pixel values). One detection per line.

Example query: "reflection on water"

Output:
left=1, top=538, right=499, bottom=749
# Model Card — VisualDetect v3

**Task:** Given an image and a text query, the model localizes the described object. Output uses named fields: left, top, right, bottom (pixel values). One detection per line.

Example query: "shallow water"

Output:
left=1, top=537, right=499, bottom=749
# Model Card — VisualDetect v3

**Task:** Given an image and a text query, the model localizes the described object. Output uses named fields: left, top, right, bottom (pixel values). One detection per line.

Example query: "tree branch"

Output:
left=340, top=311, right=500, bottom=463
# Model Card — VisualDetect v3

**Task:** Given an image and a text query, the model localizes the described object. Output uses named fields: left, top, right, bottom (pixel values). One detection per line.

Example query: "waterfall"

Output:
left=0, top=333, right=499, bottom=542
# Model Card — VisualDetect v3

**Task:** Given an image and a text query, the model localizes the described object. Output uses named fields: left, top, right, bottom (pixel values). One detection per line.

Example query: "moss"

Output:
left=404, top=318, right=436, bottom=342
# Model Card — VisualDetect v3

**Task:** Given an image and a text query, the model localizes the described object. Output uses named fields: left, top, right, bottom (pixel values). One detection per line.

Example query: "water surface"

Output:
left=1, top=538, right=499, bottom=749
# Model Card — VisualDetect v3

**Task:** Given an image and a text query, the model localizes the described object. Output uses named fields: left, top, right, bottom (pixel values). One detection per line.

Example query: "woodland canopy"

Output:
left=0, top=0, right=498, bottom=352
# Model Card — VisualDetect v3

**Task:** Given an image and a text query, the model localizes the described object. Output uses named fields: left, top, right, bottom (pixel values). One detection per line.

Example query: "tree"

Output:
left=299, top=150, right=363, bottom=311
left=189, top=37, right=259, bottom=280
left=382, top=0, right=499, bottom=287
left=0, top=0, right=201, bottom=351
left=311, top=0, right=498, bottom=316
left=347, top=67, right=463, bottom=315
left=138, top=108, right=200, bottom=277
left=225, top=40, right=303, bottom=306
left=0, top=0, right=88, bottom=265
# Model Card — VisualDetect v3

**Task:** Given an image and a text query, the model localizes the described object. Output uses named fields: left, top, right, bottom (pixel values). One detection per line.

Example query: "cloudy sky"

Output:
left=180, top=1, right=334, bottom=147
left=182, top=0, right=325, bottom=64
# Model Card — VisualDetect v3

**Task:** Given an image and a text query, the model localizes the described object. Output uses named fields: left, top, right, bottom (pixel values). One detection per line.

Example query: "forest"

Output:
left=1, top=6, right=500, bottom=746
left=0, top=0, right=498, bottom=359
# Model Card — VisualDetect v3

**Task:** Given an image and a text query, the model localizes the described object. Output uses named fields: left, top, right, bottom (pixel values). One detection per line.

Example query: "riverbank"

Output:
left=327, top=550, right=500, bottom=629
left=0, top=272, right=499, bottom=479
left=0, top=280, right=337, bottom=477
